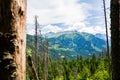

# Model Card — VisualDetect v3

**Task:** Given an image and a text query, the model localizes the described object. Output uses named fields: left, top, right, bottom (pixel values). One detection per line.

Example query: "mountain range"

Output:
left=27, top=31, right=106, bottom=59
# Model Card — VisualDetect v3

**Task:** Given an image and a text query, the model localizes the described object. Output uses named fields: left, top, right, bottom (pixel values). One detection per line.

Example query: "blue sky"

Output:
left=27, top=0, right=110, bottom=35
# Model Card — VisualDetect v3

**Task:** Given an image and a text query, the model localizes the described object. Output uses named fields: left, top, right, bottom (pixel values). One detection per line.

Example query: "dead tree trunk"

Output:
left=0, top=0, right=26, bottom=80
left=33, top=16, right=38, bottom=75
left=111, top=0, right=120, bottom=79
left=27, top=56, right=39, bottom=80
left=43, top=38, right=49, bottom=80
left=102, top=0, right=110, bottom=76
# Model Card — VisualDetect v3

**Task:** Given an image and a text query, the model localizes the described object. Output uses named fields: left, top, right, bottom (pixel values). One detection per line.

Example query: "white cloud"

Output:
left=27, top=29, right=35, bottom=35
left=79, top=26, right=106, bottom=35
left=27, top=0, right=92, bottom=25
left=64, top=23, right=108, bottom=35
left=41, top=25, right=62, bottom=34
left=26, top=24, right=62, bottom=35
left=64, top=22, right=86, bottom=31
left=27, top=0, right=110, bottom=35
left=40, top=23, right=110, bottom=35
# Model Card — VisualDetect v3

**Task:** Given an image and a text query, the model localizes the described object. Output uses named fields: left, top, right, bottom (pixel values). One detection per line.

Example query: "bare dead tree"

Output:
left=31, top=16, right=40, bottom=80
left=102, top=0, right=111, bottom=76
left=43, top=37, right=49, bottom=80
left=37, top=28, right=43, bottom=79
left=33, top=16, right=38, bottom=68
left=0, top=0, right=26, bottom=80
left=27, top=56, right=39, bottom=80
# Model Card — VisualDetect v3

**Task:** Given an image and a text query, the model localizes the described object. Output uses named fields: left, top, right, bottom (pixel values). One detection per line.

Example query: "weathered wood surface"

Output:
left=0, top=0, right=26, bottom=80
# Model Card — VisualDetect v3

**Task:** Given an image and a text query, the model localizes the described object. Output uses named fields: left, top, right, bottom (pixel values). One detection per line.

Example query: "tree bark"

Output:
left=0, top=0, right=26, bottom=80
left=111, top=0, right=120, bottom=79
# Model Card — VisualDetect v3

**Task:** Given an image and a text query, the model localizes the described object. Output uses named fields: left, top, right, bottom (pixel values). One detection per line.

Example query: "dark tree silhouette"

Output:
left=111, top=0, right=120, bottom=79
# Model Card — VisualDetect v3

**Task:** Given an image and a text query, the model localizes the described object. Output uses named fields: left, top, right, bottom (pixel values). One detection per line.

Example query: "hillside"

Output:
left=27, top=31, right=106, bottom=59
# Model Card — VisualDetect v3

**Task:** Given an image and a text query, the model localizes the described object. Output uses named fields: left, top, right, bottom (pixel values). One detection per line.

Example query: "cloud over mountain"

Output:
left=27, top=0, right=110, bottom=35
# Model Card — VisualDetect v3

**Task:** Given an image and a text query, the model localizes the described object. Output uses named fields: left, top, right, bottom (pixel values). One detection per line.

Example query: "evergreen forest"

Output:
left=26, top=33, right=111, bottom=80
left=26, top=47, right=111, bottom=80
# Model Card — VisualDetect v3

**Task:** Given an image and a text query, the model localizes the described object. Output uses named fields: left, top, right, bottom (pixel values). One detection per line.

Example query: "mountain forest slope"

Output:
left=27, top=31, right=106, bottom=59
